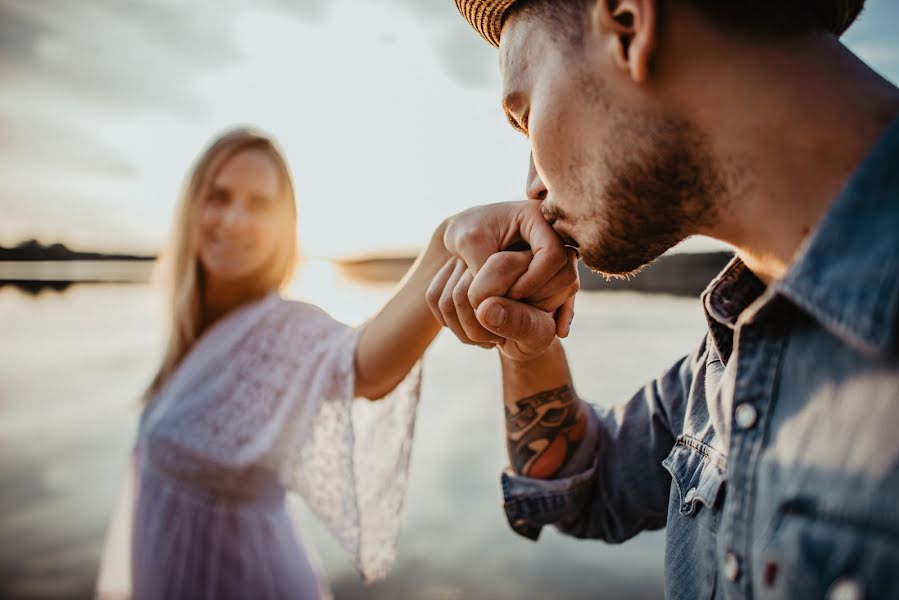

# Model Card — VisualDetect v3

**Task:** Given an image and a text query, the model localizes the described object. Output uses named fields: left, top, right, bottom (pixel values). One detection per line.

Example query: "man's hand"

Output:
left=443, top=201, right=570, bottom=301
left=426, top=250, right=579, bottom=361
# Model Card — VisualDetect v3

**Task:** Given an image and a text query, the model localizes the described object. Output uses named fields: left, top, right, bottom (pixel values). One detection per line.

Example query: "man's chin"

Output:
left=580, top=248, right=656, bottom=280
left=579, top=230, right=691, bottom=279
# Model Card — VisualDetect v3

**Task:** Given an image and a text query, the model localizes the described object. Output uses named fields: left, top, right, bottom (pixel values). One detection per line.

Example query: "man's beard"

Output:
left=574, top=115, right=724, bottom=277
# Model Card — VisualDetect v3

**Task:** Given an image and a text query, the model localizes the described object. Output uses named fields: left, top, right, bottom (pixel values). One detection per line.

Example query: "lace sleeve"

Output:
left=284, top=320, right=422, bottom=583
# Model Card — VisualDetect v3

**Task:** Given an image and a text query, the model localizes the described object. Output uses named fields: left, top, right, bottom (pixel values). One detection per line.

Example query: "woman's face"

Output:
left=198, top=149, right=287, bottom=287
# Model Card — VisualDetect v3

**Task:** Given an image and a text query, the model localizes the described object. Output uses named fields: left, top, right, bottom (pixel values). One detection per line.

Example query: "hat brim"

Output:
left=455, top=0, right=864, bottom=46
left=454, top=0, right=520, bottom=48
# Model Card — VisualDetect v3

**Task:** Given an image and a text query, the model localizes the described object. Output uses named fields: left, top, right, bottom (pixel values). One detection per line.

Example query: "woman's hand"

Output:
left=426, top=249, right=579, bottom=361
left=442, top=201, right=572, bottom=301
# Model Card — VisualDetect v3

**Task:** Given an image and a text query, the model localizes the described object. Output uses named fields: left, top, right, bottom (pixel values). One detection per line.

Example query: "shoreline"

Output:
left=0, top=251, right=735, bottom=297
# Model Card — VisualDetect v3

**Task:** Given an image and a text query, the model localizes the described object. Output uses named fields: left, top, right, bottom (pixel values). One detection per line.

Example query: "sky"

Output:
left=1, top=0, right=898, bottom=259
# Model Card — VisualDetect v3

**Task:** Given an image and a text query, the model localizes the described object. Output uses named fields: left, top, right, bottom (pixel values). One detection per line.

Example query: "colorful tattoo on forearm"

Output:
left=505, top=385, right=587, bottom=478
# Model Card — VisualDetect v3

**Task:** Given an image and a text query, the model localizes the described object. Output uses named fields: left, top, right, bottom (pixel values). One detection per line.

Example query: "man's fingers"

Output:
left=453, top=271, right=504, bottom=344
left=476, top=297, right=556, bottom=356
left=505, top=207, right=568, bottom=300
left=426, top=258, right=457, bottom=327
left=555, top=296, right=576, bottom=338
left=525, top=248, right=580, bottom=312
left=444, top=202, right=564, bottom=294
left=467, top=250, right=533, bottom=309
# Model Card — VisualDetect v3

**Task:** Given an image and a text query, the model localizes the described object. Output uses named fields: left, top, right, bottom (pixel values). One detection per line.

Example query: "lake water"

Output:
left=0, top=262, right=708, bottom=599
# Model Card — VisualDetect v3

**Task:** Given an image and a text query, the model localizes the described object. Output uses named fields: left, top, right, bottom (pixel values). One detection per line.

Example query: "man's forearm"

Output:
left=501, top=338, right=592, bottom=479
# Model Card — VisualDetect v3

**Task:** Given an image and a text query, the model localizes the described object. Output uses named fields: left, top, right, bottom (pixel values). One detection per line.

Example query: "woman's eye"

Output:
left=207, top=189, right=229, bottom=206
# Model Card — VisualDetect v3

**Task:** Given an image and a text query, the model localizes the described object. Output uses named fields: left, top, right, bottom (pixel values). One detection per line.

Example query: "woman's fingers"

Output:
left=437, top=260, right=467, bottom=339
left=453, top=270, right=504, bottom=345
left=426, top=258, right=458, bottom=327
left=430, top=236, right=578, bottom=348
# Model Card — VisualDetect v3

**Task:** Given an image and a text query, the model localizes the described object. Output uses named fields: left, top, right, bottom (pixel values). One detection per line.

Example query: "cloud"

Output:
left=384, top=0, right=499, bottom=88
left=0, top=115, right=139, bottom=177
left=0, top=0, right=342, bottom=183
left=257, top=0, right=330, bottom=21
left=0, top=1, right=241, bottom=115
left=435, top=25, right=498, bottom=88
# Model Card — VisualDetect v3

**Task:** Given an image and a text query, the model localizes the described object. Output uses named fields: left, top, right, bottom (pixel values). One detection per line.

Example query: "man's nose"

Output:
left=525, top=152, right=548, bottom=203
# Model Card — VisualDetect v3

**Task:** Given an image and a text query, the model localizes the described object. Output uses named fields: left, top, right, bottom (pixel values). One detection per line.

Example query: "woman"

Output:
left=95, top=127, right=459, bottom=599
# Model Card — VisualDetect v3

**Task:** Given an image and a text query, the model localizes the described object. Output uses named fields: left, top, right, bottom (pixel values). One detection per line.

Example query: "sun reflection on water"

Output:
left=285, top=259, right=395, bottom=326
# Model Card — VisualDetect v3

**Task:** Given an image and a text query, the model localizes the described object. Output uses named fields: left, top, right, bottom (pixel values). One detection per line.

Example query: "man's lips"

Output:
left=551, top=224, right=579, bottom=249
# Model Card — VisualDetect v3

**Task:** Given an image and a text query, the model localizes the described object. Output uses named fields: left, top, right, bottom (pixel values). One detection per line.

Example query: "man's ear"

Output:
left=591, top=0, right=657, bottom=83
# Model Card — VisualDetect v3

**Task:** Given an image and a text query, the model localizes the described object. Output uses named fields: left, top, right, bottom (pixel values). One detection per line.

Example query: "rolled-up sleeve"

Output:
left=501, top=336, right=707, bottom=543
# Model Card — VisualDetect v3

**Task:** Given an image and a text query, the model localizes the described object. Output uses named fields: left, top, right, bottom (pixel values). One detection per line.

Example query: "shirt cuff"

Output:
left=500, top=405, right=601, bottom=540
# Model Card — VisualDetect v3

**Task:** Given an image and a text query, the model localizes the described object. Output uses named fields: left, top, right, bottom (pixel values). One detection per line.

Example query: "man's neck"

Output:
left=687, top=34, right=899, bottom=284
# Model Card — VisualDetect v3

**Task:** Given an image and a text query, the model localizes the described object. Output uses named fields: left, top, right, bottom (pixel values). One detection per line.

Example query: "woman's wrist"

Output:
left=421, top=219, right=453, bottom=274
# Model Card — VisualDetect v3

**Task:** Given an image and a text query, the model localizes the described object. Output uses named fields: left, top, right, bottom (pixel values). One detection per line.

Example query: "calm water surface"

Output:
left=0, top=262, right=707, bottom=599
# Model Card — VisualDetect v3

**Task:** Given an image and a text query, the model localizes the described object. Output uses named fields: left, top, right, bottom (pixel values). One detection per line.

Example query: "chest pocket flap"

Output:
left=662, top=435, right=727, bottom=516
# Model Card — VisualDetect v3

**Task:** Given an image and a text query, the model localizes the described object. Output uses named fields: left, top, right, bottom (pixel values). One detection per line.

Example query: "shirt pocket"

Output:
left=663, top=435, right=727, bottom=520
left=759, top=498, right=899, bottom=599
left=662, top=436, right=727, bottom=600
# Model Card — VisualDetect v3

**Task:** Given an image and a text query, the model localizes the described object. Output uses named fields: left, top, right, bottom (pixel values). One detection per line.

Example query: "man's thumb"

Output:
left=476, top=297, right=555, bottom=351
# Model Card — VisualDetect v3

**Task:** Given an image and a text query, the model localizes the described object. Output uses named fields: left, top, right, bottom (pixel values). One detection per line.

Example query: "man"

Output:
left=431, top=0, right=899, bottom=598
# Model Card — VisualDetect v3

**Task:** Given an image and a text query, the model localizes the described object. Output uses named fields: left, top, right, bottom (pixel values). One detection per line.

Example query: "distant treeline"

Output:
left=0, top=240, right=155, bottom=262
left=339, top=250, right=736, bottom=297
left=578, top=251, right=735, bottom=296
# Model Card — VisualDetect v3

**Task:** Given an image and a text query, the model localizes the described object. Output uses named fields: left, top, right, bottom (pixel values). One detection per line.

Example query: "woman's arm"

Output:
left=355, top=200, right=576, bottom=400
left=353, top=220, right=451, bottom=400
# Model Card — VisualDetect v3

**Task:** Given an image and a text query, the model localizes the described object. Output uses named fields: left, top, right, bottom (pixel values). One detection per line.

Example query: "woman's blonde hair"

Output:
left=143, top=127, right=299, bottom=404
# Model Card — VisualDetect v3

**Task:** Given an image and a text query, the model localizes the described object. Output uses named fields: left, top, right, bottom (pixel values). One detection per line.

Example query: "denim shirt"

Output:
left=501, top=117, right=899, bottom=600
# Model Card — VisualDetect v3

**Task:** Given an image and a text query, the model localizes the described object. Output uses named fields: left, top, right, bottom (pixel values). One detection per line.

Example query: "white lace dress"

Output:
left=95, top=293, right=422, bottom=599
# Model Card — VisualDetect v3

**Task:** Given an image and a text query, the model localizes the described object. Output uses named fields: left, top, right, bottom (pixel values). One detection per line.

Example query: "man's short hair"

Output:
left=674, top=0, right=865, bottom=39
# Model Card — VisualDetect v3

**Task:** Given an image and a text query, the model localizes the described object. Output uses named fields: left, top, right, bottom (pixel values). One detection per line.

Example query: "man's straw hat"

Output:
left=454, top=0, right=865, bottom=48
left=453, top=0, right=517, bottom=48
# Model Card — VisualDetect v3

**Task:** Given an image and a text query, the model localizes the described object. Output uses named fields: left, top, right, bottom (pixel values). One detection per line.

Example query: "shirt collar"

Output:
left=702, top=256, right=765, bottom=363
left=775, top=116, right=899, bottom=357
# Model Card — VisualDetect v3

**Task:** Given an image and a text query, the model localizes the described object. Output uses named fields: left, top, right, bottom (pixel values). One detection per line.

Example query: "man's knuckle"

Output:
left=456, top=227, right=484, bottom=250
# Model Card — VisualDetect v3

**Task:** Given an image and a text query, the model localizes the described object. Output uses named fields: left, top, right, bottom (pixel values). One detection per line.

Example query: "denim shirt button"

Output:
left=684, top=487, right=697, bottom=504
left=724, top=552, right=741, bottom=582
left=735, top=403, right=758, bottom=430
left=827, top=578, right=864, bottom=600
